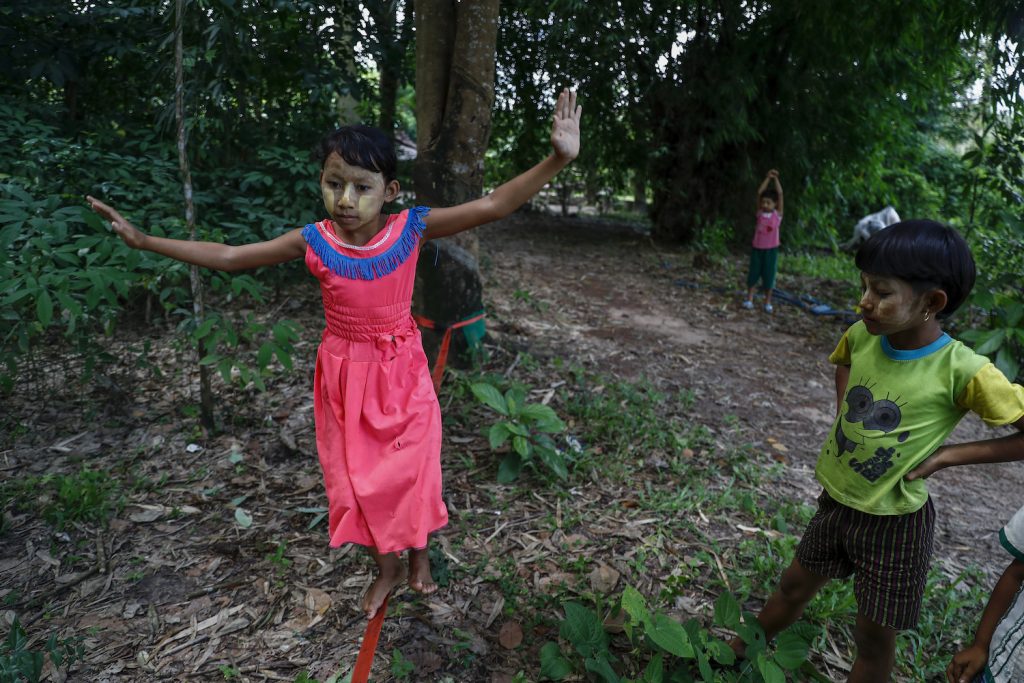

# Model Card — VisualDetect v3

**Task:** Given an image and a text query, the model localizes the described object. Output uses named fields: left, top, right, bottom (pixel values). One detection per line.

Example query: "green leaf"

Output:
left=497, top=453, right=523, bottom=483
left=512, top=435, right=532, bottom=458
left=537, top=446, right=569, bottom=480
left=488, top=422, right=511, bottom=449
left=973, top=328, right=1005, bottom=356
left=708, top=638, right=737, bottom=666
left=773, top=630, right=811, bottom=670
left=504, top=387, right=526, bottom=417
left=640, top=653, right=664, bottom=683
left=584, top=657, right=620, bottom=683
left=646, top=613, right=693, bottom=658
left=471, top=382, right=508, bottom=416
left=713, top=591, right=741, bottom=630
left=539, top=642, right=572, bottom=680
left=36, top=289, right=53, bottom=326
left=620, top=586, right=652, bottom=630
left=756, top=652, right=786, bottom=683
left=559, top=602, right=607, bottom=659
left=996, top=345, right=1020, bottom=382
left=520, top=403, right=567, bottom=432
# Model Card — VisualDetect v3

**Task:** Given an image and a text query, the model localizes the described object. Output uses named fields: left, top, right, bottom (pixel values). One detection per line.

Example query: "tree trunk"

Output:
left=412, top=0, right=499, bottom=370
left=175, top=0, right=214, bottom=429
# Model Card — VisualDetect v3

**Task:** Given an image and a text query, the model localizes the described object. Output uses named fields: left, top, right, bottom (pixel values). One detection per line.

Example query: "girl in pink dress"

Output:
left=88, top=90, right=582, bottom=618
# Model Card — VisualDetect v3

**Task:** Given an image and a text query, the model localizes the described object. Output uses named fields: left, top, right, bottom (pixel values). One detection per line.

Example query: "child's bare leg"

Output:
left=763, top=288, right=773, bottom=306
left=362, top=547, right=406, bottom=618
left=731, top=559, right=829, bottom=656
left=408, top=543, right=438, bottom=594
left=746, top=285, right=756, bottom=304
left=848, top=613, right=896, bottom=683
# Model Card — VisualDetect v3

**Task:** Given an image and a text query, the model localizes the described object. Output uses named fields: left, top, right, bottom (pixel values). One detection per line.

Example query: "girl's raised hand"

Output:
left=87, top=196, right=147, bottom=249
left=550, top=88, right=582, bottom=161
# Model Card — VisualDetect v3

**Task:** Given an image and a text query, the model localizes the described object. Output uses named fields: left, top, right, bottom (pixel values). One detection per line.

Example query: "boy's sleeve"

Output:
left=956, top=363, right=1024, bottom=426
left=1001, top=505, right=1024, bottom=562
left=827, top=327, right=854, bottom=366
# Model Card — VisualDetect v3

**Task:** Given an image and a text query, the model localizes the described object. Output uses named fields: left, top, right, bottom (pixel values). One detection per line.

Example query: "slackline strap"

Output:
left=351, top=595, right=389, bottom=683
left=413, top=312, right=486, bottom=392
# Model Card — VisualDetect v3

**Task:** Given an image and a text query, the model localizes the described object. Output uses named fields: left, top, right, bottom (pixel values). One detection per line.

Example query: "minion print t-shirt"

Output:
left=816, top=321, right=1024, bottom=515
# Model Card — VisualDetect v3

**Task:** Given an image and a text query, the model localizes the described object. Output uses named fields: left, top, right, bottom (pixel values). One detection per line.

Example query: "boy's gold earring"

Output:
left=924, top=311, right=931, bottom=322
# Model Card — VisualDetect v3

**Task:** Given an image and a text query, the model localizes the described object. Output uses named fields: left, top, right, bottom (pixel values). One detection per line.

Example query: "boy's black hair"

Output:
left=760, top=188, right=778, bottom=202
left=314, top=125, right=397, bottom=183
left=855, top=219, right=975, bottom=318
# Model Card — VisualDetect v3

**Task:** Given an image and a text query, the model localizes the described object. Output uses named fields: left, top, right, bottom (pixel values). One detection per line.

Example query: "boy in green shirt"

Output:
left=733, top=220, right=1024, bottom=682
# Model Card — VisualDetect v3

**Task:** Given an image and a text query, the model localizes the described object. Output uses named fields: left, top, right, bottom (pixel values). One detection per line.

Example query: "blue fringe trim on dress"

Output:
left=302, top=206, right=429, bottom=280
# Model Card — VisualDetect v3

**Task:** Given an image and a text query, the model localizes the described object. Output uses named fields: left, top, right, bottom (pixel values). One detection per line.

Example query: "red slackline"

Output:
left=413, top=312, right=486, bottom=392
left=351, top=595, right=389, bottom=683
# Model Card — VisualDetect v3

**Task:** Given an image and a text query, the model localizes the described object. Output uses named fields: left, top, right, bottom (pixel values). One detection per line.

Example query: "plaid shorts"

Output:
left=795, top=490, right=935, bottom=630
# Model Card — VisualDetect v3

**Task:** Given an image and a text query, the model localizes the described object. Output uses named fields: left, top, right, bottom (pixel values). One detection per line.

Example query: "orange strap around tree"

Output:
left=351, top=595, right=389, bottom=683
left=413, top=312, right=486, bottom=392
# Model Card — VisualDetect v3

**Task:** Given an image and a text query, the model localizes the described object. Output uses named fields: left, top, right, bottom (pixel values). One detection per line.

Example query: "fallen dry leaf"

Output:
left=589, top=563, right=621, bottom=593
left=498, top=621, right=523, bottom=649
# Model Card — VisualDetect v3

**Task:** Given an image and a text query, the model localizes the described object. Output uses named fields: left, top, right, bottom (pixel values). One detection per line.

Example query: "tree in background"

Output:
left=412, top=0, right=501, bottom=361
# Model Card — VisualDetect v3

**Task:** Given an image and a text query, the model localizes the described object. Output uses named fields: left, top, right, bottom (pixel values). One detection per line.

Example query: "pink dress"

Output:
left=302, top=207, right=448, bottom=554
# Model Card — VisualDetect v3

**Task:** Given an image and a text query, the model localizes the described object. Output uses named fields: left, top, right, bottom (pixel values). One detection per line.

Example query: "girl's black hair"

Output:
left=855, top=219, right=975, bottom=318
left=760, top=189, right=778, bottom=202
left=314, top=125, right=397, bottom=183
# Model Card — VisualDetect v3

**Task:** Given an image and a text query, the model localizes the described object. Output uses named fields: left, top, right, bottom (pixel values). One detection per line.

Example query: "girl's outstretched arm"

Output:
left=422, top=88, right=581, bottom=240
left=87, top=196, right=306, bottom=271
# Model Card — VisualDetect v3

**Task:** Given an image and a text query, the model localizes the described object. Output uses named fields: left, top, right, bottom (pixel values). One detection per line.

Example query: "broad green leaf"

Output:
left=537, top=446, right=568, bottom=480
left=559, top=602, right=607, bottom=658
left=996, top=346, right=1020, bottom=383
left=504, top=387, right=526, bottom=418
left=488, top=422, right=511, bottom=449
left=471, top=382, right=508, bottom=416
left=974, top=328, right=1005, bottom=356
left=520, top=403, right=566, bottom=432
left=713, top=591, right=741, bottom=629
left=708, top=638, right=737, bottom=666
left=774, top=630, right=811, bottom=670
left=584, top=657, right=620, bottom=683
left=497, top=453, right=523, bottom=483
left=646, top=613, right=693, bottom=658
left=620, top=585, right=652, bottom=630
left=36, top=289, right=53, bottom=326
left=756, top=653, right=786, bottom=683
left=640, top=653, right=664, bottom=683
left=512, top=435, right=531, bottom=458
left=539, top=642, right=572, bottom=680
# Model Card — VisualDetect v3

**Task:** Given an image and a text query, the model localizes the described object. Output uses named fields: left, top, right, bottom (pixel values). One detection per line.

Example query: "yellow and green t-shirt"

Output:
left=816, top=321, right=1024, bottom=515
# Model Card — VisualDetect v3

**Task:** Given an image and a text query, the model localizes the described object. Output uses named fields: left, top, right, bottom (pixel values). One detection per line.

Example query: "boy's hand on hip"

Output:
left=904, top=448, right=947, bottom=482
left=550, top=88, right=582, bottom=161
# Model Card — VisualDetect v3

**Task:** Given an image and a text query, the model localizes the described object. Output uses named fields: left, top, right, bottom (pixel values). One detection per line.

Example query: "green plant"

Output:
left=0, top=617, right=84, bottom=683
left=471, top=381, right=569, bottom=482
left=540, top=587, right=819, bottom=682
left=266, top=542, right=291, bottom=574
left=391, top=648, right=414, bottom=679
left=961, top=295, right=1023, bottom=382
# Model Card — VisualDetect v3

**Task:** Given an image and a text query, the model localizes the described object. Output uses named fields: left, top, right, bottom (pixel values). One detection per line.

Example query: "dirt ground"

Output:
left=2, top=211, right=1020, bottom=682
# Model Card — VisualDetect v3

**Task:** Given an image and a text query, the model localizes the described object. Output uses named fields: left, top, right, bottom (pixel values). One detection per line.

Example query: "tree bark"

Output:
left=412, top=0, right=500, bottom=368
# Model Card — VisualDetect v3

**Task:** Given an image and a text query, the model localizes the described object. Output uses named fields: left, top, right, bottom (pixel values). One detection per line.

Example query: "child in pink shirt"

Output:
left=743, top=169, right=784, bottom=313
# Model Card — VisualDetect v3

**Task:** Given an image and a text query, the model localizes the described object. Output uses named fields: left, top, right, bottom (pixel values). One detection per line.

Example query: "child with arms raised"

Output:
left=743, top=169, right=783, bottom=313
left=732, top=221, right=1024, bottom=681
left=88, top=89, right=582, bottom=619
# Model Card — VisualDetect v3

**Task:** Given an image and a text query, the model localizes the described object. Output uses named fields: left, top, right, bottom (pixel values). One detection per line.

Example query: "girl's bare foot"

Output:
left=363, top=549, right=406, bottom=618
left=408, top=547, right=438, bottom=594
